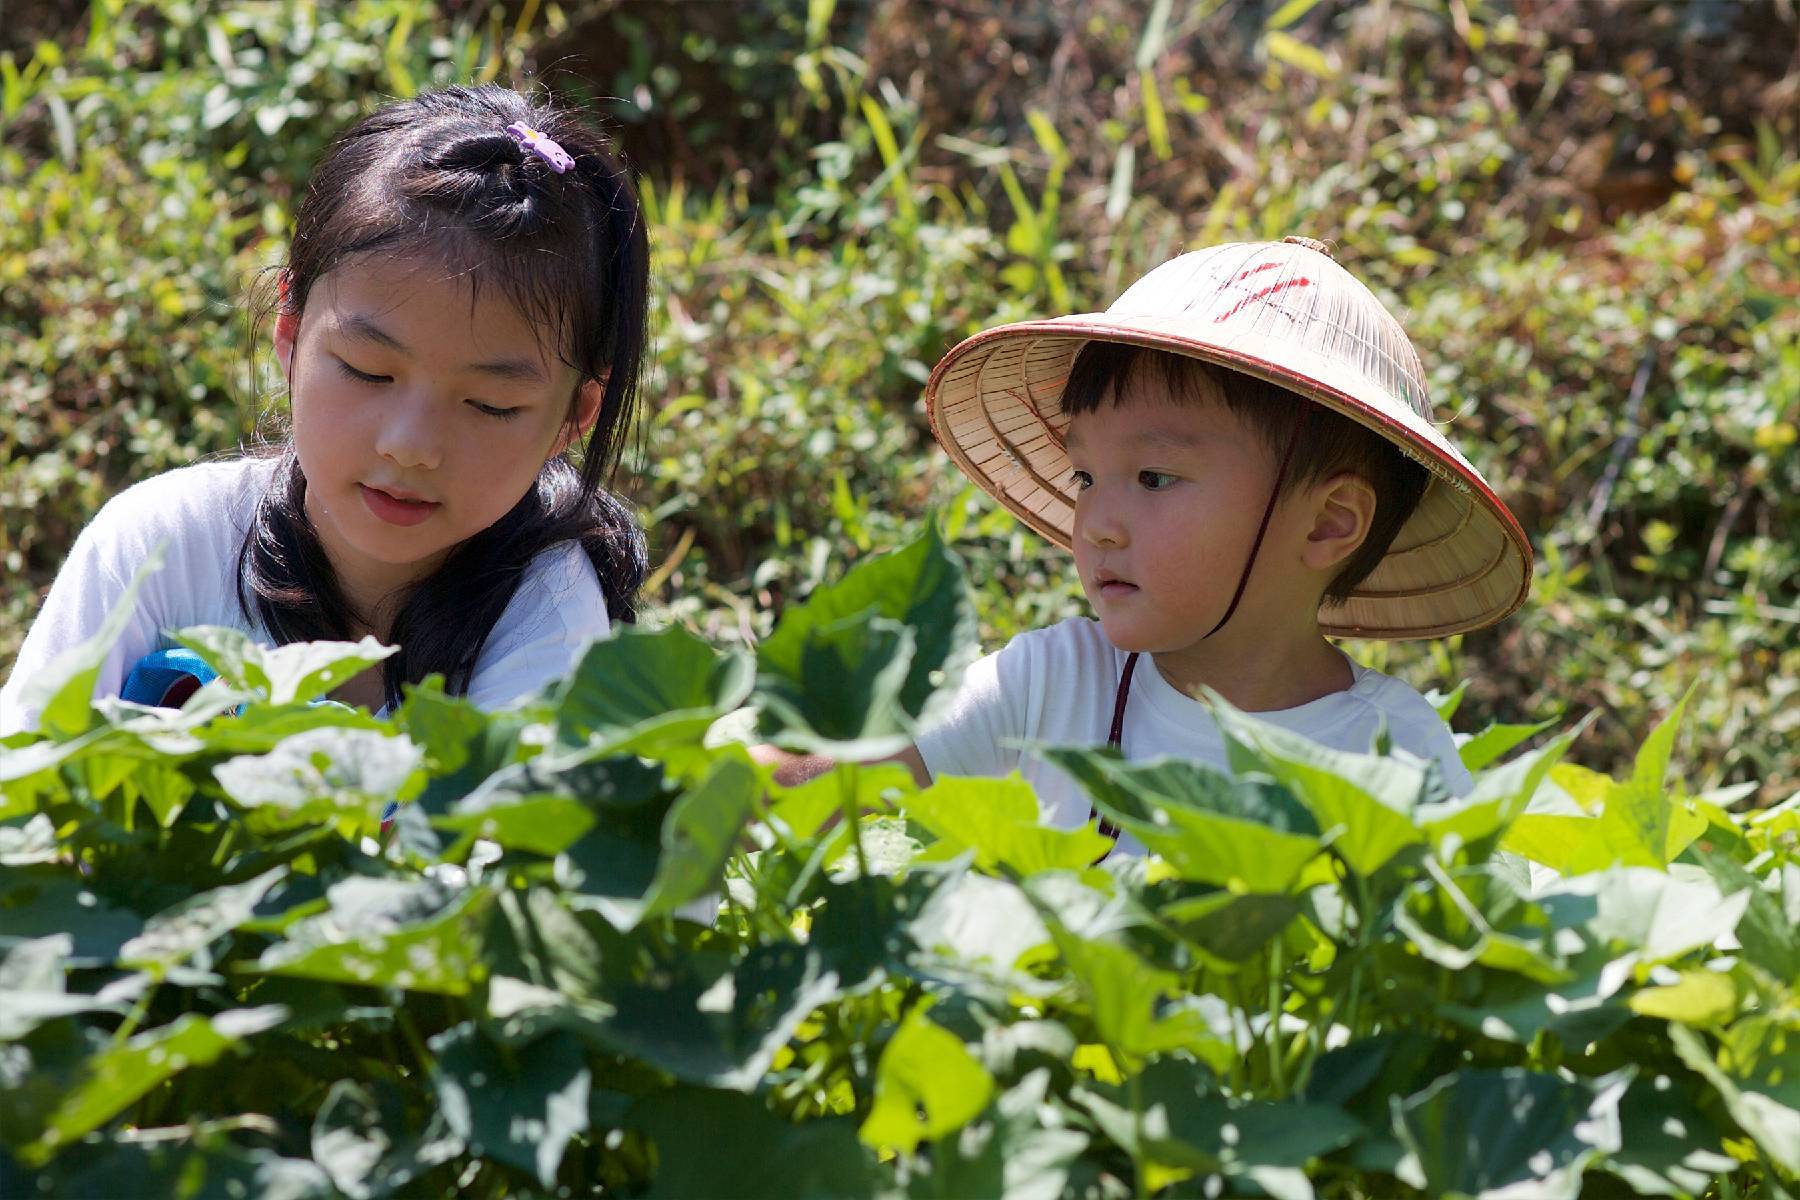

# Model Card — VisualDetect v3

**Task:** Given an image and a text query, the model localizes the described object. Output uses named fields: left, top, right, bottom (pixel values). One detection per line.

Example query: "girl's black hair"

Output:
left=1062, top=342, right=1429, bottom=606
left=239, top=84, right=650, bottom=710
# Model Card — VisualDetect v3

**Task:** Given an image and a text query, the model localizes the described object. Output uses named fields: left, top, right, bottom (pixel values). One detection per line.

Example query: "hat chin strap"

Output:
left=1202, top=408, right=1309, bottom=640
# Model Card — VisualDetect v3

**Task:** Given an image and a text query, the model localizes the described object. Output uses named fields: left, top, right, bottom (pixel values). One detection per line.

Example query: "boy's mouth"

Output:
left=1093, top=570, right=1139, bottom=598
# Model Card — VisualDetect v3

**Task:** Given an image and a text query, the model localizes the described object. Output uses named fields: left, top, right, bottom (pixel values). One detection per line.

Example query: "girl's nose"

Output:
left=374, top=390, right=443, bottom=470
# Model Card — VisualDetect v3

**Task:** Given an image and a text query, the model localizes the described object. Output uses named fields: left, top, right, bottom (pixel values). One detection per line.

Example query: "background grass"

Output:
left=2, top=0, right=1795, bottom=802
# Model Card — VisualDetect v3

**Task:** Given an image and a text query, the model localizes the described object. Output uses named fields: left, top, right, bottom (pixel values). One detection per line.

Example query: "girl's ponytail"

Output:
left=573, top=146, right=650, bottom=484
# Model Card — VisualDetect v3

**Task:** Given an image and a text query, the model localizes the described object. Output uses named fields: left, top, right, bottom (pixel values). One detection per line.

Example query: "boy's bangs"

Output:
left=1062, top=341, right=1228, bottom=419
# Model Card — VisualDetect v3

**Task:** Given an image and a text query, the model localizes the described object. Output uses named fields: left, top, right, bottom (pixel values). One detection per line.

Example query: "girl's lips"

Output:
left=360, top=484, right=440, bottom=527
left=1097, top=579, right=1139, bottom=598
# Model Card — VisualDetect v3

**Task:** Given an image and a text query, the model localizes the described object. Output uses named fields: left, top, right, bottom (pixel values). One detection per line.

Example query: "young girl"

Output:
left=0, top=84, right=650, bottom=733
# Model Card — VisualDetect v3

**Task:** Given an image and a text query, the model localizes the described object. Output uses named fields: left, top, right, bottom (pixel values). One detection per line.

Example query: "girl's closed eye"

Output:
left=1138, top=470, right=1178, bottom=491
left=334, top=357, right=521, bottom=420
left=334, top=358, right=391, bottom=385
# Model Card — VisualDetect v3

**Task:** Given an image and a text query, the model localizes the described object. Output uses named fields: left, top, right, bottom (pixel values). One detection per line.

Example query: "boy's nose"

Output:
left=1076, top=498, right=1128, bottom=548
left=374, top=391, right=444, bottom=470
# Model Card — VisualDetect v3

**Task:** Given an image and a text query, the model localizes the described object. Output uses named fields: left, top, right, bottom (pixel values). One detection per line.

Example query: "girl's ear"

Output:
left=1300, top=472, right=1377, bottom=572
left=551, top=374, right=607, bottom=458
left=273, top=276, right=299, bottom=384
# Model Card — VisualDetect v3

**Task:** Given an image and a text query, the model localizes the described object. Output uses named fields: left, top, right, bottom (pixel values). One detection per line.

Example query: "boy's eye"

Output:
left=1139, top=470, right=1177, bottom=491
left=1069, top=470, right=1092, bottom=490
left=335, top=359, right=390, bottom=385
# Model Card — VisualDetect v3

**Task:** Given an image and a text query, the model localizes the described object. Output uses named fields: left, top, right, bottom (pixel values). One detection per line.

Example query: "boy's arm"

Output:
left=747, top=634, right=1029, bottom=793
left=751, top=743, right=932, bottom=789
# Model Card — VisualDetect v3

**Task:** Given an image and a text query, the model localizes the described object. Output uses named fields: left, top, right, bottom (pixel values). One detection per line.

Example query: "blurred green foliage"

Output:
left=2, top=0, right=1796, bottom=802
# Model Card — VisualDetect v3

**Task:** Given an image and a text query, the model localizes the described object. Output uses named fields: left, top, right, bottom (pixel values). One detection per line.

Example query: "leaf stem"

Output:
left=396, top=1008, right=433, bottom=1078
left=1335, top=851, right=1377, bottom=1039
left=1128, top=1062, right=1149, bottom=1200
left=1267, top=933, right=1288, bottom=1096
left=841, top=762, right=870, bottom=879
left=112, top=980, right=159, bottom=1046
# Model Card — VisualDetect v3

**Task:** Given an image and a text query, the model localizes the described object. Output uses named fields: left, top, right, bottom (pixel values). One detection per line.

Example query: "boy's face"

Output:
left=1066, top=374, right=1308, bottom=655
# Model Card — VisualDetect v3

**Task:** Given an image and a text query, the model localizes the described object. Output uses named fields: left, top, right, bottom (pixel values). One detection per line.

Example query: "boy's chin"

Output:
left=1092, top=616, right=1180, bottom=656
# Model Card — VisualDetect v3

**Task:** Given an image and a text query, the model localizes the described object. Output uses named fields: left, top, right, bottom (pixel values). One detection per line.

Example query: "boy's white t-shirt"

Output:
left=915, top=617, right=1473, bottom=853
left=0, top=456, right=611, bottom=734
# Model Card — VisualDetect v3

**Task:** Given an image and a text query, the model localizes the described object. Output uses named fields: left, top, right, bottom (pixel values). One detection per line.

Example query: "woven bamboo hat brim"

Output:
left=924, top=237, right=1531, bottom=639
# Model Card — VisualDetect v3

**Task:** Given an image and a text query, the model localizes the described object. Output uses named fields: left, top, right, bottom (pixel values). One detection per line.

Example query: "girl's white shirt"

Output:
left=915, top=617, right=1474, bottom=856
left=0, top=456, right=610, bottom=734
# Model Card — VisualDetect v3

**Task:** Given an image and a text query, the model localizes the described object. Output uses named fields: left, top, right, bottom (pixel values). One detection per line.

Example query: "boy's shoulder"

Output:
left=995, top=616, right=1122, bottom=672
left=1329, top=661, right=1471, bottom=790
left=1338, top=662, right=1450, bottom=730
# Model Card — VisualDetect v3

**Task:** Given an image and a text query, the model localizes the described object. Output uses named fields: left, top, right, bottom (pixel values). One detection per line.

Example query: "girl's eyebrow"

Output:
left=341, top=314, right=547, bottom=384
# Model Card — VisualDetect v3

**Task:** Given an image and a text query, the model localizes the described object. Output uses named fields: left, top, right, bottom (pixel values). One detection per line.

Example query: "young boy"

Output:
left=777, top=237, right=1530, bottom=853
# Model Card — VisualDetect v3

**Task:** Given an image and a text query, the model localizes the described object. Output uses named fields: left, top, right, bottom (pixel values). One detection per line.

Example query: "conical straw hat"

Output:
left=925, top=237, right=1531, bottom=639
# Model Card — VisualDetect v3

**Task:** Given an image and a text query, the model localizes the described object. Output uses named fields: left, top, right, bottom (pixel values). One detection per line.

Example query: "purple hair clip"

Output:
left=505, top=121, right=573, bottom=174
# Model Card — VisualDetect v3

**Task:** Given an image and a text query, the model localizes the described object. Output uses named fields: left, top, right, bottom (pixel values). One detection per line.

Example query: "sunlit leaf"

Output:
left=12, top=1006, right=286, bottom=1166
left=1456, top=716, right=1558, bottom=773
left=1048, top=747, right=1325, bottom=891
left=1669, top=1024, right=1800, bottom=1176
left=119, top=867, right=286, bottom=968
left=1628, top=970, right=1738, bottom=1026
left=635, top=753, right=758, bottom=926
left=860, top=1006, right=994, bottom=1153
left=248, top=879, right=492, bottom=996
left=915, top=1067, right=1088, bottom=1200
left=907, top=774, right=1113, bottom=875
left=175, top=625, right=396, bottom=706
left=758, top=524, right=978, bottom=728
left=1211, top=699, right=1427, bottom=877
left=552, top=625, right=752, bottom=751
left=213, top=727, right=424, bottom=832
left=756, top=611, right=915, bottom=756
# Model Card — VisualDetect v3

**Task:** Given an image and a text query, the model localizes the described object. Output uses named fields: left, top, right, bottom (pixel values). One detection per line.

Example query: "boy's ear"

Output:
left=1300, top=472, right=1377, bottom=572
left=551, top=373, right=607, bottom=457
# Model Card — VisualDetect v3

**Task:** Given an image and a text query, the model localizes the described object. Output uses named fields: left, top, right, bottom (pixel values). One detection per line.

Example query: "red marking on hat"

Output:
left=1214, top=276, right=1313, bottom=324
left=1233, top=261, right=1283, bottom=283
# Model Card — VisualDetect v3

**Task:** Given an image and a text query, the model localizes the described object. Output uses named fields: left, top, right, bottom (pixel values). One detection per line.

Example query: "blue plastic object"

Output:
left=119, top=647, right=401, bottom=834
left=120, top=647, right=219, bottom=708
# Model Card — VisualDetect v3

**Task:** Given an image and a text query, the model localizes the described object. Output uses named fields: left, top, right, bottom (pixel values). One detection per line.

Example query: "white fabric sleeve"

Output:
left=1427, top=723, right=1476, bottom=797
left=1385, top=691, right=1476, bottom=797
left=913, top=639, right=1031, bottom=781
left=0, top=490, right=190, bottom=736
left=462, top=541, right=612, bottom=711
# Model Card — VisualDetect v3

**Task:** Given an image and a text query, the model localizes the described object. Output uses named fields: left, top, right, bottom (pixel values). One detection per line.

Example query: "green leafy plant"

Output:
left=2, top=530, right=1795, bottom=1198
